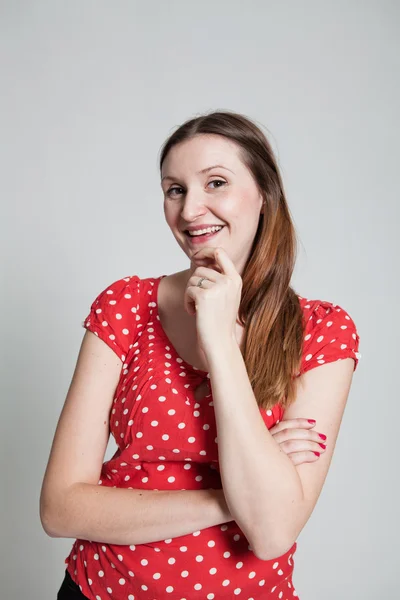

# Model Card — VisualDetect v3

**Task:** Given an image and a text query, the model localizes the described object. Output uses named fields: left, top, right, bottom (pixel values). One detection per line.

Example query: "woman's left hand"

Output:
left=183, top=246, right=243, bottom=357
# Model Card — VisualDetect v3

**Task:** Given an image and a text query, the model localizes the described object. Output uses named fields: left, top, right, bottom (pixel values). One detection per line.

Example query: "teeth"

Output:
left=187, top=225, right=223, bottom=236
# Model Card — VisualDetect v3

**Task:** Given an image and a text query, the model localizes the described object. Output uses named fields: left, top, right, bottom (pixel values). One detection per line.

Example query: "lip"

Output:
left=184, top=225, right=225, bottom=245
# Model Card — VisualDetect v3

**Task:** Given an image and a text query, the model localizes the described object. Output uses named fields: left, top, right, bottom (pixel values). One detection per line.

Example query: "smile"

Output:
left=184, top=226, right=225, bottom=245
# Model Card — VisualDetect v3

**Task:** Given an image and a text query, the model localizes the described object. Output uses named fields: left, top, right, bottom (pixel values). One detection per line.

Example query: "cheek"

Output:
left=164, top=203, right=178, bottom=224
left=220, top=194, right=242, bottom=216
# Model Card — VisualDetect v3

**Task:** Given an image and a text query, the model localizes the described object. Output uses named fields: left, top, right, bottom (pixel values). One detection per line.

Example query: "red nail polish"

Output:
left=318, top=443, right=326, bottom=449
left=313, top=451, right=320, bottom=456
left=308, top=419, right=316, bottom=423
left=319, top=433, right=327, bottom=440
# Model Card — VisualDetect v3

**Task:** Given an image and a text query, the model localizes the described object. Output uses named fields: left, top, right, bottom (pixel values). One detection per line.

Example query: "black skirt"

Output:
left=57, top=569, right=90, bottom=599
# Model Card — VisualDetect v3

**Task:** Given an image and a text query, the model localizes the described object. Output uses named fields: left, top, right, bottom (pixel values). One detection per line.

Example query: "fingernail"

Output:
left=318, top=443, right=326, bottom=449
left=319, top=433, right=327, bottom=440
left=313, top=451, right=320, bottom=456
left=308, top=419, right=316, bottom=424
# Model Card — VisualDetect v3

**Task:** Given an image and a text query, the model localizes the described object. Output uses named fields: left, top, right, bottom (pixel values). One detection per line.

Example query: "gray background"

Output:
left=1, top=1, right=398, bottom=598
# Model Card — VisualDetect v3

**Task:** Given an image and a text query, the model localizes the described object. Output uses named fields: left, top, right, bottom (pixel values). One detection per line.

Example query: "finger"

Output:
left=279, top=439, right=327, bottom=455
left=183, top=285, right=198, bottom=316
left=192, top=247, right=221, bottom=271
left=193, top=247, right=237, bottom=278
left=190, top=266, right=221, bottom=283
left=286, top=451, right=321, bottom=466
left=271, top=427, right=327, bottom=446
left=269, top=418, right=317, bottom=435
left=213, top=247, right=238, bottom=278
left=183, top=268, right=217, bottom=315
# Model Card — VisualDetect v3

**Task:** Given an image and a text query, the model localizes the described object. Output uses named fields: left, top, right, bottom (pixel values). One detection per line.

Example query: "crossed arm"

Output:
left=40, top=330, right=355, bottom=554
left=207, top=339, right=356, bottom=561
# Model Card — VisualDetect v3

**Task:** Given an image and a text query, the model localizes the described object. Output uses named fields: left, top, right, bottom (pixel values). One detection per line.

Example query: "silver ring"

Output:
left=197, top=276, right=208, bottom=288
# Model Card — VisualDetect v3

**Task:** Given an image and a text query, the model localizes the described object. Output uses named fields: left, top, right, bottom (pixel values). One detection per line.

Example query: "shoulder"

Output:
left=86, top=274, right=161, bottom=307
left=296, top=294, right=361, bottom=376
left=81, top=274, right=162, bottom=361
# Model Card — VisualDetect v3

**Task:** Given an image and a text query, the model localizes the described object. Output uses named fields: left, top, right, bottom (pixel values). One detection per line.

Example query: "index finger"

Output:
left=270, top=418, right=316, bottom=432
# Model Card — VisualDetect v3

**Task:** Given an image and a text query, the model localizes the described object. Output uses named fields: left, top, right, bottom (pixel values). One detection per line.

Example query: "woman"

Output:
left=40, top=110, right=361, bottom=599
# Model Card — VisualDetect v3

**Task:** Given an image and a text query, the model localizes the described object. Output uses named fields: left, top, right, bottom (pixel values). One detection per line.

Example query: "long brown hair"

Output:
left=159, top=110, right=304, bottom=411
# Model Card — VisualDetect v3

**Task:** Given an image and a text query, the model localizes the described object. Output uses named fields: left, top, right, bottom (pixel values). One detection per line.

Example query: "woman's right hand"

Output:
left=268, top=418, right=328, bottom=466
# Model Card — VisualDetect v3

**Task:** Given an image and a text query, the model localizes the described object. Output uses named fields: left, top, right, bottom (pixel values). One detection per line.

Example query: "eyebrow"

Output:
left=161, top=164, right=235, bottom=183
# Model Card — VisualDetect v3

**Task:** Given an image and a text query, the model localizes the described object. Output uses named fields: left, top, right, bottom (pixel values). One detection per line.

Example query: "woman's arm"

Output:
left=40, top=331, right=232, bottom=545
left=207, top=339, right=355, bottom=561
left=41, top=485, right=232, bottom=545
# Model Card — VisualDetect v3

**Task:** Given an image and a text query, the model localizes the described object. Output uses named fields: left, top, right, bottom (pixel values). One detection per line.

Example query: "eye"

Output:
left=209, top=179, right=226, bottom=189
left=166, top=185, right=184, bottom=197
left=166, top=179, right=226, bottom=197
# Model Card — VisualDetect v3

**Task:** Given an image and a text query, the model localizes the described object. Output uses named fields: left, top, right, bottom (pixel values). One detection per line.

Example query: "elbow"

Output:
left=253, top=536, right=297, bottom=561
left=39, top=490, right=66, bottom=538
left=251, top=526, right=298, bottom=562
left=40, top=513, right=60, bottom=538
left=239, top=516, right=297, bottom=562
left=40, top=504, right=60, bottom=538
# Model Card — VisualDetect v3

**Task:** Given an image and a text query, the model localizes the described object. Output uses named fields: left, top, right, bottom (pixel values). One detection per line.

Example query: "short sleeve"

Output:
left=82, top=275, right=141, bottom=362
left=299, top=299, right=361, bottom=376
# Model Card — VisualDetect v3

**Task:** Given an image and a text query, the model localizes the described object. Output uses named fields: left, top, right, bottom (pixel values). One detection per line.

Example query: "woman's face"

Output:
left=160, top=133, right=264, bottom=276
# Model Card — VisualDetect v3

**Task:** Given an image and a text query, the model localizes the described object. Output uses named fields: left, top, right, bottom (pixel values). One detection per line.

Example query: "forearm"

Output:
left=42, top=484, right=232, bottom=545
left=207, top=340, right=304, bottom=559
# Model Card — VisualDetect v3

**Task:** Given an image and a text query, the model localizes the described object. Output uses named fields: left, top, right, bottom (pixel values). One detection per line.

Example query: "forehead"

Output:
left=161, top=134, right=243, bottom=176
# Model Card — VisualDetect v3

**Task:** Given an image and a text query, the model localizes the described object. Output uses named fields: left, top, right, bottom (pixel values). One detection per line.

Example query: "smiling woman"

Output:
left=41, top=110, right=361, bottom=600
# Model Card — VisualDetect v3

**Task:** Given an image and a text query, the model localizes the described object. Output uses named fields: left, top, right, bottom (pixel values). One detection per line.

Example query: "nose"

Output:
left=179, top=188, right=208, bottom=222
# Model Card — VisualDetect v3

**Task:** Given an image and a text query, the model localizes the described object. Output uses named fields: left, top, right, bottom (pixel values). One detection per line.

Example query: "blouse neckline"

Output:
left=152, top=275, right=209, bottom=378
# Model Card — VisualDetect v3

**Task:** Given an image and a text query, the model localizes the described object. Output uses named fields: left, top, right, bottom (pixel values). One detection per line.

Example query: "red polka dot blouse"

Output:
left=64, top=274, right=361, bottom=600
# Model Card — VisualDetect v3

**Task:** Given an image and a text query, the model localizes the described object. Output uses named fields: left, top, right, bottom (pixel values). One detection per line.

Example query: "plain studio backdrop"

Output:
left=1, top=1, right=398, bottom=599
